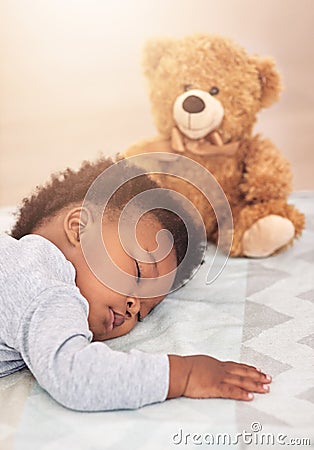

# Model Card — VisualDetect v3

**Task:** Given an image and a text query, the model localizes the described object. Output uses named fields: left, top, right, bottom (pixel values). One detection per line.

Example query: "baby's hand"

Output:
left=168, top=355, right=271, bottom=401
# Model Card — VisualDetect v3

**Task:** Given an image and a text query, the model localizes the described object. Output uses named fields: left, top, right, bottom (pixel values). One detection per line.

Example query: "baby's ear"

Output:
left=251, top=55, right=283, bottom=108
left=142, top=37, right=175, bottom=79
left=64, top=207, right=93, bottom=247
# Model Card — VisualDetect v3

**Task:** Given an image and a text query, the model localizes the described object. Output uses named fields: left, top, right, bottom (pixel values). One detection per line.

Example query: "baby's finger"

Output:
left=224, top=361, right=257, bottom=371
left=224, top=374, right=271, bottom=394
left=219, top=382, right=254, bottom=401
left=224, top=362, right=272, bottom=383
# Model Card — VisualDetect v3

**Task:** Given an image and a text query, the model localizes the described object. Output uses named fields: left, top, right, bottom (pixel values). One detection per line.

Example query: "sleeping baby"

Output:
left=0, top=156, right=271, bottom=411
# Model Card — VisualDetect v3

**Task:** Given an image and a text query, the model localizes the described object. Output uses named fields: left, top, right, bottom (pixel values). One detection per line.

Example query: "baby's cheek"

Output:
left=140, top=295, right=166, bottom=319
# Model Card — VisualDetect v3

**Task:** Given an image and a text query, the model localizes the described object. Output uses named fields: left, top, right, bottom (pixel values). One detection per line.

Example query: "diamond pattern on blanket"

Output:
left=298, top=250, right=314, bottom=263
left=237, top=192, right=314, bottom=433
left=242, top=301, right=292, bottom=342
left=240, top=346, right=292, bottom=377
left=297, top=289, right=314, bottom=303
left=246, top=263, right=289, bottom=297
left=297, top=387, right=314, bottom=404
left=298, top=333, right=314, bottom=350
left=236, top=402, right=289, bottom=428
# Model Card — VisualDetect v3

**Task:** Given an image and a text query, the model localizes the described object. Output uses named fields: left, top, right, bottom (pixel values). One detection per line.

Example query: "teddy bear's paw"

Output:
left=242, top=215, right=295, bottom=258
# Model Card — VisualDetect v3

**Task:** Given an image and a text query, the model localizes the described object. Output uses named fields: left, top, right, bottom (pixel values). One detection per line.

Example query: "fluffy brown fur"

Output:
left=125, top=33, right=305, bottom=257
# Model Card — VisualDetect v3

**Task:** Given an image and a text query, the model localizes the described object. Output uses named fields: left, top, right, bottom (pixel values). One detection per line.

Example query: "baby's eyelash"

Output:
left=137, top=311, right=143, bottom=322
left=135, top=259, right=141, bottom=282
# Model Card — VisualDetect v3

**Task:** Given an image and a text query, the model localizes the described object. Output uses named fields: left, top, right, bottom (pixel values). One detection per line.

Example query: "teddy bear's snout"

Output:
left=182, top=95, right=205, bottom=114
left=173, top=88, right=224, bottom=140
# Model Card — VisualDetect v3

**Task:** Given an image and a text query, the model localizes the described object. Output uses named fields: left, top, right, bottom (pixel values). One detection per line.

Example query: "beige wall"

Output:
left=1, top=0, right=313, bottom=206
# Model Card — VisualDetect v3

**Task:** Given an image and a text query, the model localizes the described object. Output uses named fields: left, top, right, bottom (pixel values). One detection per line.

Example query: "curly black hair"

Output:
left=11, top=156, right=205, bottom=289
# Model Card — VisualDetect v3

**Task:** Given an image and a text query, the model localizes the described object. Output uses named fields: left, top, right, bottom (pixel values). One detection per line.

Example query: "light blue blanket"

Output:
left=0, top=192, right=313, bottom=450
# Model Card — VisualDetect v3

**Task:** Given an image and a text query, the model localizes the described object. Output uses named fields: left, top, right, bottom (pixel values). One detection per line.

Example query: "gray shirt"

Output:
left=0, top=233, right=169, bottom=411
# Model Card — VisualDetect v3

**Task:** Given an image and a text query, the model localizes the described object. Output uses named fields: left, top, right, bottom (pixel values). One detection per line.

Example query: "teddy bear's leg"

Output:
left=242, top=215, right=294, bottom=257
left=229, top=201, right=305, bottom=257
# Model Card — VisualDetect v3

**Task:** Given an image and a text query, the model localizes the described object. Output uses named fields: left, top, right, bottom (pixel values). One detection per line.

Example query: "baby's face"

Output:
left=75, top=215, right=177, bottom=341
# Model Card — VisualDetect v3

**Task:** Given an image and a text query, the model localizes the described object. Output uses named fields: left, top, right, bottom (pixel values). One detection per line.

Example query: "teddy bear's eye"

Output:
left=209, top=86, right=219, bottom=96
left=184, top=84, right=193, bottom=91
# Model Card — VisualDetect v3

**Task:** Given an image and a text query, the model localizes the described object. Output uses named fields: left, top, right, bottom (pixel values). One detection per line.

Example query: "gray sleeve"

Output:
left=15, top=286, right=169, bottom=411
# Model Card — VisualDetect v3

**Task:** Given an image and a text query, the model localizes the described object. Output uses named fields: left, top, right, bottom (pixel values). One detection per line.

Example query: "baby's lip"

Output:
left=111, top=309, right=125, bottom=328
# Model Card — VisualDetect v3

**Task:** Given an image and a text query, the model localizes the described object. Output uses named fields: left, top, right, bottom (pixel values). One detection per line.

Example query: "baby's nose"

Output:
left=183, top=95, right=205, bottom=114
left=126, top=297, right=141, bottom=316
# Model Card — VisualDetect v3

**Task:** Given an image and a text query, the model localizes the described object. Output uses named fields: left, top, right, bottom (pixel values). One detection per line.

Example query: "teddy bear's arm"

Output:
left=239, top=136, right=293, bottom=202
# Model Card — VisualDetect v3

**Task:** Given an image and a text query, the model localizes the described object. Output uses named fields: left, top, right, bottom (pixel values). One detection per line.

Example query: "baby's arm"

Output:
left=168, top=355, right=271, bottom=401
left=16, top=285, right=270, bottom=411
left=16, top=286, right=169, bottom=411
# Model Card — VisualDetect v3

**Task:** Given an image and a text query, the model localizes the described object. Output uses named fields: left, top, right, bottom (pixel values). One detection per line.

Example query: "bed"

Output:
left=0, top=192, right=313, bottom=450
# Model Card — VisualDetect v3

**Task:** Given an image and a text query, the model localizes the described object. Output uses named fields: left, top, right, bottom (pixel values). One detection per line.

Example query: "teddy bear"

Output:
left=124, top=34, right=305, bottom=257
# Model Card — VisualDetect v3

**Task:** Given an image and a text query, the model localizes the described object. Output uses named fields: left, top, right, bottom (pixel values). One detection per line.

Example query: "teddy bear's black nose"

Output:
left=182, top=95, right=205, bottom=114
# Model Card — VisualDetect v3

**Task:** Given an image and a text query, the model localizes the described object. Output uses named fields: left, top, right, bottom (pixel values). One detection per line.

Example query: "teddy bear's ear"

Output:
left=251, top=55, right=283, bottom=108
left=142, top=38, right=175, bottom=79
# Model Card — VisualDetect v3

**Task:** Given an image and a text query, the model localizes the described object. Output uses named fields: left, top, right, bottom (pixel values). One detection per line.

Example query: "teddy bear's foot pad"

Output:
left=242, top=215, right=295, bottom=257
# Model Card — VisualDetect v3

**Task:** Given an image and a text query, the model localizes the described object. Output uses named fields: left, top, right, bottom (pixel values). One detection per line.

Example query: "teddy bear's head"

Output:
left=142, top=34, right=282, bottom=145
